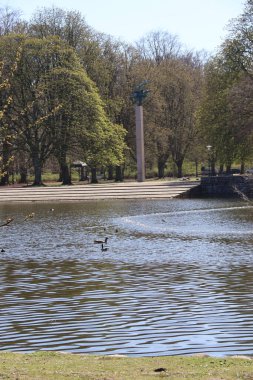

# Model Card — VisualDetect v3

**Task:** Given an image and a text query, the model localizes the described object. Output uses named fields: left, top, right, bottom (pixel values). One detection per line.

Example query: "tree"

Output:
left=165, top=59, right=201, bottom=177
left=0, top=6, right=27, bottom=36
left=5, top=36, right=68, bottom=185
left=199, top=0, right=253, bottom=173
left=77, top=95, right=127, bottom=183
left=29, top=6, right=92, bottom=50
left=199, top=58, right=231, bottom=172
left=0, top=38, right=22, bottom=184
left=29, top=7, right=130, bottom=181
left=228, top=74, right=253, bottom=172
left=136, top=30, right=181, bottom=65
left=47, top=66, right=127, bottom=184
left=0, top=6, right=27, bottom=184
left=0, top=34, right=127, bottom=185
left=136, top=55, right=202, bottom=178
left=134, top=32, right=203, bottom=178
left=224, top=0, right=253, bottom=77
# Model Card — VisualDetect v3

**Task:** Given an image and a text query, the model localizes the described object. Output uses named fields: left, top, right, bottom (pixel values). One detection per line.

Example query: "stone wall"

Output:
left=195, top=175, right=253, bottom=198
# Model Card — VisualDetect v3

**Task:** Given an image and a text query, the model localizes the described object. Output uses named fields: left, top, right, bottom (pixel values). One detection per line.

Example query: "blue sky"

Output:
left=2, top=0, right=245, bottom=53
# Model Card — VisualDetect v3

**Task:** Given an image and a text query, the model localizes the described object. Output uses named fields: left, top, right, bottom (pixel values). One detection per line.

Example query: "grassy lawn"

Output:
left=0, top=352, right=253, bottom=380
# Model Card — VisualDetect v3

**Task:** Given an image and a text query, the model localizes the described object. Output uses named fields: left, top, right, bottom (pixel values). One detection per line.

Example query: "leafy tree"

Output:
left=228, top=74, right=253, bottom=172
left=224, top=0, right=253, bottom=77
left=47, top=66, right=127, bottom=184
left=29, top=7, right=130, bottom=181
left=134, top=32, right=203, bottom=178
left=29, top=6, right=92, bottom=49
left=0, top=35, right=126, bottom=185
left=3, top=36, right=67, bottom=185
left=199, top=0, right=253, bottom=174
left=0, top=38, right=22, bottom=184
left=199, top=58, right=231, bottom=172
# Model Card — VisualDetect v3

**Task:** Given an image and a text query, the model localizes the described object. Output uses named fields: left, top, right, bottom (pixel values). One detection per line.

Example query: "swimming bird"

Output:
left=94, top=237, right=108, bottom=244
left=1, top=248, right=5, bottom=253
left=0, top=217, right=14, bottom=227
left=101, top=243, right=108, bottom=252
left=24, top=212, right=35, bottom=221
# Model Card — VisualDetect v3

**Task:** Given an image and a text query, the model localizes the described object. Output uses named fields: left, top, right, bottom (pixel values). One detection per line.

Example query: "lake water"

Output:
left=0, top=198, right=253, bottom=357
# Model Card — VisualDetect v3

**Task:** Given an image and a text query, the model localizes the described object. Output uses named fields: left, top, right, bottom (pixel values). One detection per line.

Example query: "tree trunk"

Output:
left=0, top=140, right=10, bottom=186
left=158, top=161, right=165, bottom=178
left=219, top=164, right=224, bottom=174
left=32, top=155, right=43, bottom=186
left=240, top=161, right=245, bottom=174
left=56, top=151, right=72, bottom=185
left=211, top=161, right=216, bottom=176
left=175, top=159, right=183, bottom=178
left=61, top=162, right=72, bottom=185
left=115, top=166, right=123, bottom=182
left=226, top=164, right=231, bottom=174
left=57, top=169, right=63, bottom=182
left=91, top=167, right=98, bottom=183
left=107, top=165, right=114, bottom=180
left=0, top=173, right=8, bottom=186
left=195, top=160, right=198, bottom=177
left=19, top=166, right=28, bottom=184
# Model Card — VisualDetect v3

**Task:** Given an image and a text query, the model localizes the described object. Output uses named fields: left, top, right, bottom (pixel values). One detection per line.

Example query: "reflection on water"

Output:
left=0, top=198, right=253, bottom=356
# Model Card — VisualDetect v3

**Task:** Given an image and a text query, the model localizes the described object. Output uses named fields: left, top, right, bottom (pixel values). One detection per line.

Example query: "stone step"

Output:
left=0, top=181, right=199, bottom=202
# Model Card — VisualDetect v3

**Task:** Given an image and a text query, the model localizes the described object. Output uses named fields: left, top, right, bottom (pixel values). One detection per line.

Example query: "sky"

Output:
left=1, top=0, right=246, bottom=53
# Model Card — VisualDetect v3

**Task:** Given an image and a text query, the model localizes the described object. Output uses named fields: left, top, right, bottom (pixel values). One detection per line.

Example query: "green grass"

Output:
left=0, top=352, right=252, bottom=380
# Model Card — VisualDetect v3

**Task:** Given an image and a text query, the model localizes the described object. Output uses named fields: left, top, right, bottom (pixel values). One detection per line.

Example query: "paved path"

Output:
left=0, top=180, right=199, bottom=202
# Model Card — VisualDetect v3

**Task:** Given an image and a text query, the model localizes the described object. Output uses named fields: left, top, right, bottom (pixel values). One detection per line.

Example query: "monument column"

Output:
left=131, top=81, right=150, bottom=183
left=135, top=104, right=145, bottom=182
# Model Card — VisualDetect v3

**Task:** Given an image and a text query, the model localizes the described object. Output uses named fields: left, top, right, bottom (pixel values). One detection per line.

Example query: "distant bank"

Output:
left=0, top=180, right=199, bottom=202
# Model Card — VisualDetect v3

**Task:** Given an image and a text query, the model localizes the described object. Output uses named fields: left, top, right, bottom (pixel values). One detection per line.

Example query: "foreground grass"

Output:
left=0, top=352, right=253, bottom=380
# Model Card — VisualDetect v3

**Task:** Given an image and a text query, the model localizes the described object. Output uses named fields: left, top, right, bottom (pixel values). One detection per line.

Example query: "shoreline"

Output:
left=0, top=351, right=252, bottom=380
left=0, top=179, right=199, bottom=202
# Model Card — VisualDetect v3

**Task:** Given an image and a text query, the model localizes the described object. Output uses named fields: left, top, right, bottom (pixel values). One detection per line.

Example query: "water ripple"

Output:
left=0, top=199, right=253, bottom=356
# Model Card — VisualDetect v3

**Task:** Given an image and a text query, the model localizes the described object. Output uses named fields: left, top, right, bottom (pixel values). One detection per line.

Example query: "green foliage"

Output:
left=0, top=34, right=126, bottom=184
left=1, top=3, right=253, bottom=182
left=199, top=0, right=253, bottom=171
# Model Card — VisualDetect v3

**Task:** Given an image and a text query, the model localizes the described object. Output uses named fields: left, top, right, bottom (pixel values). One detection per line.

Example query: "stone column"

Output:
left=135, top=105, right=145, bottom=182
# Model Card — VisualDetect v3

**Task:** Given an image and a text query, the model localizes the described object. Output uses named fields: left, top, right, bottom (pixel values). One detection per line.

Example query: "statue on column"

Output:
left=131, top=80, right=150, bottom=106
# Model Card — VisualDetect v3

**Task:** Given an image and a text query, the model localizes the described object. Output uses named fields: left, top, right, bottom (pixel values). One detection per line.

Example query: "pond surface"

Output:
left=0, top=198, right=253, bottom=357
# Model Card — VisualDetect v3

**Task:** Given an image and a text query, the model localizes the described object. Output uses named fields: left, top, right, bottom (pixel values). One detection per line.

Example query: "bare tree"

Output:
left=0, top=6, right=26, bottom=35
left=136, top=30, right=181, bottom=64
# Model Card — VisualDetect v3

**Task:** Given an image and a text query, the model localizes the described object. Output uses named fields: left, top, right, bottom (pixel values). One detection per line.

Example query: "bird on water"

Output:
left=0, top=217, right=14, bottom=227
left=94, top=237, right=108, bottom=244
left=101, top=243, right=108, bottom=252
left=24, top=212, right=35, bottom=221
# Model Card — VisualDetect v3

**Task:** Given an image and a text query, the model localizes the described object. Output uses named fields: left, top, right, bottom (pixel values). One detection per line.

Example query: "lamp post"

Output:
left=206, top=145, right=212, bottom=176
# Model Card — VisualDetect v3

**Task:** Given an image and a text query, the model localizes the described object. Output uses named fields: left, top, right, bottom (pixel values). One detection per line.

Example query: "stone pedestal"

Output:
left=135, top=105, right=145, bottom=182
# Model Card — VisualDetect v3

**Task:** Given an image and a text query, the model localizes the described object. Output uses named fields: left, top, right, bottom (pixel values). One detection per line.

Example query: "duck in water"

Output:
left=0, top=217, right=14, bottom=227
left=101, top=243, right=108, bottom=252
left=24, top=212, right=35, bottom=221
left=94, top=237, right=108, bottom=244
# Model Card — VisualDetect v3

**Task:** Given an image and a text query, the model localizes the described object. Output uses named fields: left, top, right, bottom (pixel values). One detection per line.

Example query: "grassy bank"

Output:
left=0, top=352, right=252, bottom=379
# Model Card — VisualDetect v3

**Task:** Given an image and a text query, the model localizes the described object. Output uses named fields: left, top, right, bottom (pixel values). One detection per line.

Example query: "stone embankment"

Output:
left=0, top=180, right=199, bottom=202
left=199, top=175, right=253, bottom=197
